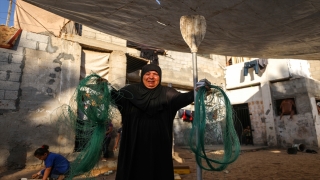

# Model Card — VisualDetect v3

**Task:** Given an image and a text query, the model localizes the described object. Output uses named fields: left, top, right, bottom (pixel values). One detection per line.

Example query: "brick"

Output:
left=0, top=80, right=20, bottom=91
left=0, top=99, right=16, bottom=109
left=4, top=90, right=18, bottom=100
left=0, top=90, right=4, bottom=99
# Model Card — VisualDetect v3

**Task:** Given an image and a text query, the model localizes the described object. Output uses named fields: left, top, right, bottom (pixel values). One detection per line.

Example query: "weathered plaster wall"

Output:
left=306, top=78, right=320, bottom=146
left=271, top=78, right=318, bottom=147
left=0, top=31, right=81, bottom=170
left=227, top=86, right=267, bottom=145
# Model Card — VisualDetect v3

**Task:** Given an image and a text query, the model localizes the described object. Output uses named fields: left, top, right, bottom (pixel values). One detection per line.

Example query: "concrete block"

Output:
left=0, top=71, right=21, bottom=82
left=17, top=38, right=38, bottom=50
left=11, top=54, right=24, bottom=64
left=20, top=30, right=27, bottom=39
left=0, top=90, right=4, bottom=99
left=8, top=72, right=21, bottom=82
left=9, top=47, right=25, bottom=56
left=0, top=52, right=23, bottom=63
left=0, top=52, right=8, bottom=62
left=4, top=90, right=19, bottom=100
left=0, top=99, right=16, bottom=109
left=39, top=42, right=48, bottom=52
left=0, top=71, right=5, bottom=81
left=26, top=32, right=49, bottom=44
left=0, top=80, right=20, bottom=91
left=0, top=62, right=22, bottom=73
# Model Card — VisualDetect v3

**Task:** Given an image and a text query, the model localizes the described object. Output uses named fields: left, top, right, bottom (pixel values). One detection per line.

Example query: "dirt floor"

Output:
left=1, top=146, right=320, bottom=180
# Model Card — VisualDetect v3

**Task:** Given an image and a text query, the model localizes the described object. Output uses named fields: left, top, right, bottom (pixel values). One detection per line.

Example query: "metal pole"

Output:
left=192, top=52, right=202, bottom=180
left=6, top=0, right=13, bottom=26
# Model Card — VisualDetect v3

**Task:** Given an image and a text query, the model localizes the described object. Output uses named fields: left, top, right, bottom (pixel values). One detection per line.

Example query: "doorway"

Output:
left=232, top=103, right=253, bottom=145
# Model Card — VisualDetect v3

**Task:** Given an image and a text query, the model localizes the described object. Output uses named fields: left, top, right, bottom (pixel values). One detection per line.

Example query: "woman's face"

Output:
left=35, top=153, right=48, bottom=161
left=142, top=70, right=160, bottom=89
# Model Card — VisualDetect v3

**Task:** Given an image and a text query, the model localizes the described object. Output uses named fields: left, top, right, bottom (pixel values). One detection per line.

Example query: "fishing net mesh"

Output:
left=52, top=74, right=113, bottom=179
left=189, top=85, right=241, bottom=171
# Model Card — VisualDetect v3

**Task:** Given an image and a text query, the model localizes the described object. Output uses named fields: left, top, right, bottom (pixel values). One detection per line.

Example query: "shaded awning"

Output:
left=22, top=0, right=320, bottom=60
left=126, top=53, right=149, bottom=73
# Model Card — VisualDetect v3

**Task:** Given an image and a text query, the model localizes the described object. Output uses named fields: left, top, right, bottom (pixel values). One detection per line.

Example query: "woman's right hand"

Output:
left=32, top=173, right=40, bottom=179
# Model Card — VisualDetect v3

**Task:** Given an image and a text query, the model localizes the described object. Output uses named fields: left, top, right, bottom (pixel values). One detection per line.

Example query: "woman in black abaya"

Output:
left=113, top=64, right=194, bottom=180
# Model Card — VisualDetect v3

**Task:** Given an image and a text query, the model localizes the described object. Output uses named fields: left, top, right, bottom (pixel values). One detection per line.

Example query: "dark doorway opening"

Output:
left=232, top=103, right=253, bottom=145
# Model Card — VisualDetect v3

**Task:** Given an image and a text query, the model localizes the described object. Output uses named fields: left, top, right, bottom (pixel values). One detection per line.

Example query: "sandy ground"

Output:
left=1, top=146, right=320, bottom=180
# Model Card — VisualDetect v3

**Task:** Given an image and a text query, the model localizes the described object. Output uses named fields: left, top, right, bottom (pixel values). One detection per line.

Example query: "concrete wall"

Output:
left=270, top=78, right=318, bottom=147
left=0, top=31, right=81, bottom=170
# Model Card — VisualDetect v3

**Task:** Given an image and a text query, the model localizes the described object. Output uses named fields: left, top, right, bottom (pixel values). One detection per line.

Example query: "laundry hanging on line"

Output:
left=244, top=60, right=259, bottom=76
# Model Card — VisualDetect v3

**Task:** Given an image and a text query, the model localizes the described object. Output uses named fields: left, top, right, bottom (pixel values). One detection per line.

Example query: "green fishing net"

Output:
left=189, top=85, right=241, bottom=171
left=52, top=74, right=113, bottom=179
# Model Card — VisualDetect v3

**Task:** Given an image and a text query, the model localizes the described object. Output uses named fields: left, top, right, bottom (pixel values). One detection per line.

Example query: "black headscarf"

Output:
left=121, top=64, right=165, bottom=115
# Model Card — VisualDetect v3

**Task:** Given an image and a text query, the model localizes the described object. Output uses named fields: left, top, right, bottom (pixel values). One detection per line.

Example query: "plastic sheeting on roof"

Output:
left=23, top=0, right=320, bottom=60
left=14, top=0, right=81, bottom=37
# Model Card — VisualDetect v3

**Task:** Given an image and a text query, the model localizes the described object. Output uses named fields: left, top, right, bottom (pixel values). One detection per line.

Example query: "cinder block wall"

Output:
left=0, top=31, right=81, bottom=170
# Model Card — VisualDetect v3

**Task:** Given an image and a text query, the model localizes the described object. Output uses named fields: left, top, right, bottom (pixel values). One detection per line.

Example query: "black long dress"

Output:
left=113, top=83, right=194, bottom=180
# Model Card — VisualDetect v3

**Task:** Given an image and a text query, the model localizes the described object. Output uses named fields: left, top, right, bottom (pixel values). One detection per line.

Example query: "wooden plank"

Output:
left=174, top=165, right=190, bottom=174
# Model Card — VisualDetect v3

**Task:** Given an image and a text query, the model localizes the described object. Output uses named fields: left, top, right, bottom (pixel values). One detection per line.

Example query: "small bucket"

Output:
left=292, top=144, right=306, bottom=151
left=287, top=147, right=297, bottom=154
